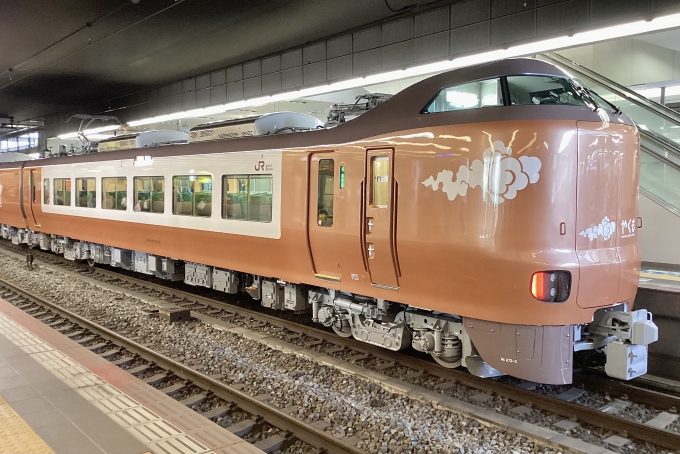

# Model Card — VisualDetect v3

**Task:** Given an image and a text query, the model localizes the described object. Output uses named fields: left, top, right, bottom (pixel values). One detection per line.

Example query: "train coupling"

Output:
left=582, top=308, right=658, bottom=381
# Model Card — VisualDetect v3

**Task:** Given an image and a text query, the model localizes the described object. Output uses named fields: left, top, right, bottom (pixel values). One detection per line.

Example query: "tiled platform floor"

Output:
left=0, top=296, right=263, bottom=454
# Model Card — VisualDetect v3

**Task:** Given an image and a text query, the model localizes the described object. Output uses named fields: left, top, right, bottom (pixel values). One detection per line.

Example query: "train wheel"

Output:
left=431, top=353, right=461, bottom=369
left=87, top=258, right=95, bottom=268
left=332, top=318, right=352, bottom=338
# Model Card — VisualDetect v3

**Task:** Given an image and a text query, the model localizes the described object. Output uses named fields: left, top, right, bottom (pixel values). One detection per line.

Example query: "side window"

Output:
left=102, top=177, right=127, bottom=210
left=222, top=174, right=272, bottom=222
left=371, top=157, right=389, bottom=207
left=53, top=178, right=71, bottom=206
left=43, top=179, right=50, bottom=205
left=173, top=175, right=212, bottom=217
left=424, top=78, right=502, bottom=113
left=134, top=176, right=164, bottom=213
left=317, top=159, right=334, bottom=227
left=506, top=75, right=590, bottom=107
left=75, top=178, right=96, bottom=208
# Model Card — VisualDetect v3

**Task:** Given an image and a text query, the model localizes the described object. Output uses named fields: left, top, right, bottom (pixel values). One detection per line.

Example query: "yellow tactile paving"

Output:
left=640, top=270, right=680, bottom=282
left=0, top=395, right=54, bottom=454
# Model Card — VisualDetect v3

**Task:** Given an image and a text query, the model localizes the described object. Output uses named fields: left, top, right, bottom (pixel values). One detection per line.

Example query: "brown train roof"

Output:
left=1, top=58, right=633, bottom=170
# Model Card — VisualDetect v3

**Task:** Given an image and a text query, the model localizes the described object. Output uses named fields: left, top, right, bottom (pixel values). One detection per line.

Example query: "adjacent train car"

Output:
left=0, top=58, right=658, bottom=384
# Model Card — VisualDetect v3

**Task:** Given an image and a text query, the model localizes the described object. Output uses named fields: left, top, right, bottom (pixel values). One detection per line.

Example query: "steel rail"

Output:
left=5, top=245, right=680, bottom=450
left=372, top=349, right=680, bottom=451
left=574, top=369, right=680, bottom=412
left=0, top=277, right=365, bottom=454
left=89, top=262, right=680, bottom=450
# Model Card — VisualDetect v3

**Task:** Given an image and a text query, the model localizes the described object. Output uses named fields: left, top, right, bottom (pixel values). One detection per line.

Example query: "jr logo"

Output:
left=255, top=161, right=265, bottom=171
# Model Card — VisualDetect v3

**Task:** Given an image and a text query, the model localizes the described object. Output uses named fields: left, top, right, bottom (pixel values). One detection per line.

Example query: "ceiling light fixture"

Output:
left=120, top=11, right=680, bottom=128
left=57, top=124, right=121, bottom=140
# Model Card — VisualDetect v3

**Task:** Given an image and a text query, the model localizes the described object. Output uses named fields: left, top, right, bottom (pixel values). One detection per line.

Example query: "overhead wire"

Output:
left=0, top=2, right=129, bottom=80
left=0, top=0, right=189, bottom=92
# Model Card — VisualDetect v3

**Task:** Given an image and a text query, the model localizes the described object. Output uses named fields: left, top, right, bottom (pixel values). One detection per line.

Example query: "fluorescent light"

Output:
left=85, top=134, right=117, bottom=140
left=133, top=155, right=153, bottom=167
left=633, top=87, right=662, bottom=98
left=124, top=11, right=680, bottom=128
left=665, top=85, right=680, bottom=96
left=58, top=124, right=121, bottom=140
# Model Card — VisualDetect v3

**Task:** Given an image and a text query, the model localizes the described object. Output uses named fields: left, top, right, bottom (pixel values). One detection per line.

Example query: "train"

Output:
left=0, top=58, right=658, bottom=385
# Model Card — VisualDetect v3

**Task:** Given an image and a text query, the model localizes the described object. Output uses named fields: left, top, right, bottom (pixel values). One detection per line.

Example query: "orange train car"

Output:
left=0, top=59, right=658, bottom=384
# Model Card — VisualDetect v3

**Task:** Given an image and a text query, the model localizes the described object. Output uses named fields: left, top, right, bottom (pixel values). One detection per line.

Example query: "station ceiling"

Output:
left=0, top=0, right=442, bottom=123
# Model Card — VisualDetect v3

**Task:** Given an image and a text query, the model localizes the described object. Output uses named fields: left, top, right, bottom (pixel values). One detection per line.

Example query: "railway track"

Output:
left=3, top=243, right=680, bottom=452
left=0, top=276, right=364, bottom=454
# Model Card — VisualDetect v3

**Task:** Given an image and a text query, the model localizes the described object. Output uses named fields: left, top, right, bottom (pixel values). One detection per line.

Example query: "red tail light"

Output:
left=531, top=271, right=571, bottom=303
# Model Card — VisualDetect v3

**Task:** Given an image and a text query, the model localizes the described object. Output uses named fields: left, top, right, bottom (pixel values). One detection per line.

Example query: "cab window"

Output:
left=134, top=176, right=164, bottom=213
left=424, top=78, right=502, bottom=113
left=53, top=178, right=71, bottom=206
left=75, top=178, right=96, bottom=208
left=102, top=177, right=127, bottom=210
left=222, top=174, right=272, bottom=222
left=506, top=75, right=590, bottom=107
left=173, top=175, right=212, bottom=217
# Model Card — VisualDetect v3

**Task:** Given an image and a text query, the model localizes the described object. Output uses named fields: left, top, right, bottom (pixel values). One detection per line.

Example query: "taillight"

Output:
left=531, top=271, right=571, bottom=303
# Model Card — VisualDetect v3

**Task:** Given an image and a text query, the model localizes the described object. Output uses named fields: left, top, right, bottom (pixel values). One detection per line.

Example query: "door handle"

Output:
left=367, top=218, right=374, bottom=233
left=367, top=243, right=375, bottom=259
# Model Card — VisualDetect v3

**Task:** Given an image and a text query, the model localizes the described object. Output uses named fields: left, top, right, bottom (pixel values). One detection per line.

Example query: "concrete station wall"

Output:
left=45, top=0, right=680, bottom=138
left=639, top=195, right=680, bottom=266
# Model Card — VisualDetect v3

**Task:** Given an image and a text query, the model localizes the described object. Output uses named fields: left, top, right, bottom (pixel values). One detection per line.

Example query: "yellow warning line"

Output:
left=640, top=271, right=680, bottom=282
left=0, top=395, right=54, bottom=454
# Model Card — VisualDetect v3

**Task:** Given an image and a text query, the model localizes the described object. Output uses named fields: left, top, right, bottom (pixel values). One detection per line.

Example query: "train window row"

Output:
left=424, top=75, right=595, bottom=113
left=42, top=175, right=273, bottom=223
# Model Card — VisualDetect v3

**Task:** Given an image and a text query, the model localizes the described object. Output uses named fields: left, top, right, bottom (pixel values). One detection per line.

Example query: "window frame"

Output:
left=53, top=178, right=71, bottom=206
left=222, top=174, right=273, bottom=223
left=75, top=177, right=96, bottom=208
left=43, top=178, right=50, bottom=205
left=421, top=73, right=598, bottom=114
left=421, top=77, right=503, bottom=114
left=133, top=176, right=165, bottom=213
left=172, top=175, right=213, bottom=217
left=316, top=159, right=334, bottom=227
left=505, top=74, right=593, bottom=108
left=370, top=156, right=390, bottom=208
left=101, top=177, right=128, bottom=211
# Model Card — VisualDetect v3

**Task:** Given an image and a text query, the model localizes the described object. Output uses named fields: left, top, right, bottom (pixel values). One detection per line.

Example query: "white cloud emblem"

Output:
left=580, top=216, right=616, bottom=241
left=421, top=140, right=541, bottom=204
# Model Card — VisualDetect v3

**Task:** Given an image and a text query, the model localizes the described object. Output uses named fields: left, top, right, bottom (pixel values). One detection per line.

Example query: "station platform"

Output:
left=639, top=267, right=680, bottom=293
left=0, top=297, right=263, bottom=454
left=636, top=267, right=680, bottom=381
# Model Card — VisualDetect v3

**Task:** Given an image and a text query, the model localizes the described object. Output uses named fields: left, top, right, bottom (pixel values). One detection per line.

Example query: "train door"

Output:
left=308, top=152, right=341, bottom=282
left=575, top=124, right=621, bottom=308
left=28, top=169, right=40, bottom=228
left=19, top=166, right=40, bottom=228
left=363, top=148, right=399, bottom=289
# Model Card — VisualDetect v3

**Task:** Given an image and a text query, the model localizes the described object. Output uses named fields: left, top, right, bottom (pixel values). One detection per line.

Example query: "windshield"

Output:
left=506, top=75, right=593, bottom=108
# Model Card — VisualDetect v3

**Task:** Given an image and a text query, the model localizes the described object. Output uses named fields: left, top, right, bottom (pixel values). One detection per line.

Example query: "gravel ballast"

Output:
left=0, top=253, right=672, bottom=454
